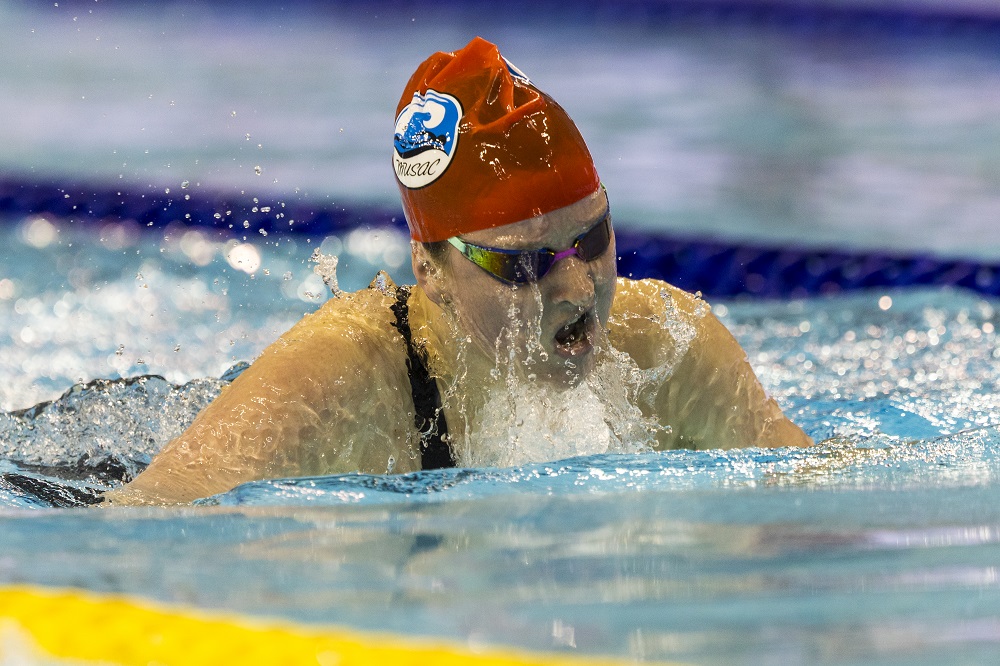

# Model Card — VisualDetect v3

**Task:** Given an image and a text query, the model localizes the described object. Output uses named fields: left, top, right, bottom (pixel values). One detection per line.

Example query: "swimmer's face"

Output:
left=429, top=188, right=616, bottom=385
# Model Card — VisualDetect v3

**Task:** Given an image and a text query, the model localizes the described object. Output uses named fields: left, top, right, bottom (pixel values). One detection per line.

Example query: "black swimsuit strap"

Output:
left=390, top=286, right=455, bottom=470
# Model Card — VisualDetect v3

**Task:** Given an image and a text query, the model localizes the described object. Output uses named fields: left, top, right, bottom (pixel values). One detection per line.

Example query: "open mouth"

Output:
left=553, top=310, right=594, bottom=358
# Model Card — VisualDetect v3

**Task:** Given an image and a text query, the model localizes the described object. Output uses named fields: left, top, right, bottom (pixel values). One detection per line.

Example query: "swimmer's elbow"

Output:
left=99, top=486, right=160, bottom=507
left=100, top=483, right=196, bottom=507
left=759, top=415, right=814, bottom=449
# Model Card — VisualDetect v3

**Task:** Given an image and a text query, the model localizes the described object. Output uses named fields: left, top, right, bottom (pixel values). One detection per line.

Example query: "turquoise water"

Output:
left=3, top=218, right=1000, bottom=662
left=5, top=1, right=1000, bottom=663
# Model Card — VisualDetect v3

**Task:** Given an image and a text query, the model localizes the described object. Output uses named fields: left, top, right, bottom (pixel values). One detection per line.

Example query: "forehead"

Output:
left=461, top=188, right=608, bottom=249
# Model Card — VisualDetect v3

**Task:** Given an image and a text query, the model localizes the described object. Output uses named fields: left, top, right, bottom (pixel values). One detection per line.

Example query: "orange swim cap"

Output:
left=393, top=37, right=600, bottom=243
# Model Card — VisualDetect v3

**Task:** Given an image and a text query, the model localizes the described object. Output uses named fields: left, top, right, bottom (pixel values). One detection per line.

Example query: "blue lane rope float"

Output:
left=614, top=234, right=1000, bottom=299
left=2, top=177, right=998, bottom=300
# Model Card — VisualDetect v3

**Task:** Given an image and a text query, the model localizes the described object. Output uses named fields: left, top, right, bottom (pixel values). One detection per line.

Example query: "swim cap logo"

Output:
left=393, top=89, right=462, bottom=189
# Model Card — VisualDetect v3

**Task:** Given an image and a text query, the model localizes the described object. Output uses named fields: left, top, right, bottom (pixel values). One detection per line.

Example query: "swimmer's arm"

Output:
left=611, top=279, right=812, bottom=450
left=663, top=294, right=812, bottom=449
left=104, top=311, right=417, bottom=505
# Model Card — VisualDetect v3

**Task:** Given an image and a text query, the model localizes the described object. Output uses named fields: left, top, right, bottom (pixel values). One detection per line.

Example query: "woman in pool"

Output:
left=106, top=37, right=811, bottom=505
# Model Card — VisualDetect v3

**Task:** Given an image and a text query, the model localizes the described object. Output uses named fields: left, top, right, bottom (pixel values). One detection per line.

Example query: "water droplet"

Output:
left=254, top=165, right=262, bottom=176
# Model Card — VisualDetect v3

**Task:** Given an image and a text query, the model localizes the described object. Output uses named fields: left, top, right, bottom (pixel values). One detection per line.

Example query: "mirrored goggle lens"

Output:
left=575, top=213, right=612, bottom=261
left=456, top=212, right=612, bottom=284
left=528, top=214, right=612, bottom=280
left=463, top=245, right=539, bottom=283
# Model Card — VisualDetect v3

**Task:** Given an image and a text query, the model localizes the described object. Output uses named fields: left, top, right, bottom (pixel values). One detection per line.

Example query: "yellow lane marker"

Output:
left=0, top=585, right=664, bottom=666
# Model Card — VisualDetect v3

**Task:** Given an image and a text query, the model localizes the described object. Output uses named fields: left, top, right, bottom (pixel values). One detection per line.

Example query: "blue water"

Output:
left=5, top=1, right=1000, bottom=663
left=6, top=1, right=1000, bottom=259
left=3, top=227, right=1000, bottom=662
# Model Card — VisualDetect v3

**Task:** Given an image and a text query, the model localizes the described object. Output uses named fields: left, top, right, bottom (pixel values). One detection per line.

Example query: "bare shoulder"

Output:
left=607, top=277, right=712, bottom=371
left=265, top=278, right=410, bottom=390
left=607, top=277, right=812, bottom=450
left=203, top=277, right=419, bottom=473
left=105, top=277, right=420, bottom=505
left=610, top=277, right=707, bottom=318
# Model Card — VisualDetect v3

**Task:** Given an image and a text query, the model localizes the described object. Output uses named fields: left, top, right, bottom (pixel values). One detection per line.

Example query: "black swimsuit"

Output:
left=390, top=286, right=455, bottom=470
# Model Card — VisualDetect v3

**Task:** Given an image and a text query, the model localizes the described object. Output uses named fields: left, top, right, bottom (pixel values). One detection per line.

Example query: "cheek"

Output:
left=468, top=283, right=544, bottom=355
left=447, top=267, right=519, bottom=343
left=595, top=237, right=618, bottom=320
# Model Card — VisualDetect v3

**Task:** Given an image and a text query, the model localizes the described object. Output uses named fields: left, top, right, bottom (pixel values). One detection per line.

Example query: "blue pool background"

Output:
left=4, top=1, right=1000, bottom=663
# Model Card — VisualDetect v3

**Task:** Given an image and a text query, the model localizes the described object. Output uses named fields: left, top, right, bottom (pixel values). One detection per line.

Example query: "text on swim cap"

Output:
left=394, top=157, right=442, bottom=179
left=393, top=89, right=462, bottom=189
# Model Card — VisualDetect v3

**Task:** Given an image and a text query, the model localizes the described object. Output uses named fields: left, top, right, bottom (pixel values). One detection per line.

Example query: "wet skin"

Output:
left=412, top=187, right=615, bottom=386
left=106, top=191, right=813, bottom=505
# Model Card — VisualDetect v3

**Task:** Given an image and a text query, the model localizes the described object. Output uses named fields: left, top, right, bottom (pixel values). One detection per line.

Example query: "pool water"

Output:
left=5, top=1, right=1000, bottom=663
left=3, top=216, right=1000, bottom=663
left=6, top=2, right=1000, bottom=260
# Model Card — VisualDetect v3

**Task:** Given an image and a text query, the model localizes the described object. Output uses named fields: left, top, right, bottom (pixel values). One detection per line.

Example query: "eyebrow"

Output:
left=547, top=206, right=611, bottom=251
left=581, top=205, right=611, bottom=234
left=487, top=205, right=611, bottom=252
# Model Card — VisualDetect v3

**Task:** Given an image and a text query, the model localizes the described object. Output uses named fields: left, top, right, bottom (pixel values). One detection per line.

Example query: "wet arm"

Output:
left=611, top=279, right=812, bottom=450
left=103, top=309, right=417, bottom=505
left=660, top=297, right=812, bottom=449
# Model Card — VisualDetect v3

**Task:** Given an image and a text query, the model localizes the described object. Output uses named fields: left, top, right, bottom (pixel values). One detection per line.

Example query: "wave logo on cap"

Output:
left=393, top=89, right=462, bottom=189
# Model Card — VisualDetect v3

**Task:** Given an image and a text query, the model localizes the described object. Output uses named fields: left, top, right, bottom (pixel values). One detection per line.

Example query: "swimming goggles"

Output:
left=446, top=211, right=612, bottom=284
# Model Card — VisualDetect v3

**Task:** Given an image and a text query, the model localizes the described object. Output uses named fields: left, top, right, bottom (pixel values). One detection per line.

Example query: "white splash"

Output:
left=309, top=248, right=341, bottom=297
left=460, top=380, right=614, bottom=468
left=456, top=353, right=661, bottom=469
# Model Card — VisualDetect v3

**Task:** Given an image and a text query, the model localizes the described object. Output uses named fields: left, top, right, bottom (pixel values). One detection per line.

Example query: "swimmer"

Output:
left=105, top=37, right=812, bottom=505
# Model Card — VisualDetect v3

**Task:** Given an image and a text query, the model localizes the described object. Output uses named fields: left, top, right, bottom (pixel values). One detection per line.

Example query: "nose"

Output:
left=545, top=255, right=596, bottom=309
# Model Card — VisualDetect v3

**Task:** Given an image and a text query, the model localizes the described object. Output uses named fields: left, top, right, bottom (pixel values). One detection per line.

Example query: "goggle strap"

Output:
left=551, top=246, right=579, bottom=263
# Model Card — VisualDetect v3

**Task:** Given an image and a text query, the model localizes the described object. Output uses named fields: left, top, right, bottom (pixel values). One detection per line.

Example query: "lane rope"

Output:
left=2, top=177, right=998, bottom=299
